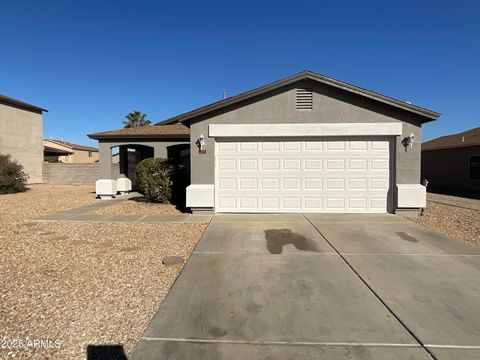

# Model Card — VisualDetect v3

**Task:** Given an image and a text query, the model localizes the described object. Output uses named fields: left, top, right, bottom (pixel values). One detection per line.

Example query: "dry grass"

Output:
left=91, top=200, right=184, bottom=216
left=408, top=201, right=480, bottom=248
left=0, top=185, right=207, bottom=359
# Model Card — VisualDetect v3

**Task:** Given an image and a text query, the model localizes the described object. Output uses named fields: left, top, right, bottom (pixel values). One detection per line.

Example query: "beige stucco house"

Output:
left=43, top=139, right=99, bottom=163
left=0, top=95, right=47, bottom=183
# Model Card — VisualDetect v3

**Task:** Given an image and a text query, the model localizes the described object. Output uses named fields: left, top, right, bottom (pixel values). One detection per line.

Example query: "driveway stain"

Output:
left=208, top=325, right=227, bottom=338
left=246, top=302, right=263, bottom=315
left=396, top=232, right=418, bottom=242
left=265, top=229, right=319, bottom=254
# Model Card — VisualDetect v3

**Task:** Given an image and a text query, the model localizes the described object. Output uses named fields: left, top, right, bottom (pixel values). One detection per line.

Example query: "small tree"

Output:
left=135, top=158, right=173, bottom=203
left=123, top=110, right=151, bottom=128
left=0, top=154, right=28, bottom=194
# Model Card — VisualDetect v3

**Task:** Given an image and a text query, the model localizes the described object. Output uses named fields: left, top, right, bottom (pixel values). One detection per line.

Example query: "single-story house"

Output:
left=421, top=127, right=479, bottom=195
left=0, top=94, right=47, bottom=183
left=88, top=70, right=440, bottom=214
left=43, top=139, right=99, bottom=163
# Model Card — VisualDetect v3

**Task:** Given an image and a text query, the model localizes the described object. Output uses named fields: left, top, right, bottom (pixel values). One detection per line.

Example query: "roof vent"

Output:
left=296, top=88, right=313, bottom=110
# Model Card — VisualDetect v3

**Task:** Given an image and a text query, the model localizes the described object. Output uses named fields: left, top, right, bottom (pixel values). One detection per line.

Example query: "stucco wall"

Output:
left=189, top=80, right=424, bottom=187
left=421, top=146, right=480, bottom=192
left=0, top=103, right=43, bottom=183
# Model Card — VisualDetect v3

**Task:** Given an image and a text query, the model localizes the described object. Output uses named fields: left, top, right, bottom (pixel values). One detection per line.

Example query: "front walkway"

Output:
left=29, top=194, right=212, bottom=224
left=131, top=214, right=480, bottom=360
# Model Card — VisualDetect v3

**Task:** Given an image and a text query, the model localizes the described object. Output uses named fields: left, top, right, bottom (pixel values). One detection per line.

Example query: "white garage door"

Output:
left=215, top=139, right=391, bottom=213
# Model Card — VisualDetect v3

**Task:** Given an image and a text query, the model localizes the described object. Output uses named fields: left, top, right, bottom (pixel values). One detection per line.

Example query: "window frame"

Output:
left=469, top=155, right=480, bottom=180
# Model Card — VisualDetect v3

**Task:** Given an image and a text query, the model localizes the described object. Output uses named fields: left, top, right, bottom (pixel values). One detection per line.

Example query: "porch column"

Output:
left=99, top=142, right=113, bottom=179
left=119, top=145, right=129, bottom=176
left=153, top=144, right=167, bottom=159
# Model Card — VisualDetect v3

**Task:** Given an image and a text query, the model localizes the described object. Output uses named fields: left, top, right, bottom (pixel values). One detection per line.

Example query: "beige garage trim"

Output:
left=209, top=123, right=402, bottom=138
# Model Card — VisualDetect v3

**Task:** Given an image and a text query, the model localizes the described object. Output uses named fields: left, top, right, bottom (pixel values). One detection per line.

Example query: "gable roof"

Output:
left=422, top=127, right=480, bottom=151
left=43, top=145, right=74, bottom=156
left=0, top=94, right=48, bottom=113
left=158, top=70, right=440, bottom=125
left=46, top=139, right=99, bottom=152
left=87, top=124, right=190, bottom=140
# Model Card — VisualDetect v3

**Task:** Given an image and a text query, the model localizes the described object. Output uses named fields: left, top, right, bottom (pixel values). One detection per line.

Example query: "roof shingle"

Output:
left=87, top=124, right=190, bottom=140
left=422, top=127, right=480, bottom=151
left=46, top=139, right=98, bottom=152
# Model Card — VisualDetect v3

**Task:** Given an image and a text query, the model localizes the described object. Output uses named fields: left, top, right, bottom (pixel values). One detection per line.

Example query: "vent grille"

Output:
left=296, top=88, right=313, bottom=110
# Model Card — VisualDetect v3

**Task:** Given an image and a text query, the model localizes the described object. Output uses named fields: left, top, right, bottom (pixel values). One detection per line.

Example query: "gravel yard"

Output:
left=0, top=185, right=207, bottom=359
left=408, top=198, right=480, bottom=248
left=0, top=184, right=97, bottom=222
left=91, top=199, right=184, bottom=216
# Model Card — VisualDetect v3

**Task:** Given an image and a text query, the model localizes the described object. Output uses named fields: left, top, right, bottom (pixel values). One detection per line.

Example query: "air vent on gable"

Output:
left=296, top=88, right=313, bottom=110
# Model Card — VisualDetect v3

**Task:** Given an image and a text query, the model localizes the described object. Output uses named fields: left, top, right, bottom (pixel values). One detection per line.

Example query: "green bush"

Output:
left=0, top=154, right=28, bottom=194
left=135, top=158, right=173, bottom=203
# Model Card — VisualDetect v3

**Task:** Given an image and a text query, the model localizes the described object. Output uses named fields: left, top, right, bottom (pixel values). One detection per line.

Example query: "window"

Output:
left=470, top=156, right=480, bottom=180
left=88, top=151, right=92, bottom=157
left=296, top=88, right=313, bottom=110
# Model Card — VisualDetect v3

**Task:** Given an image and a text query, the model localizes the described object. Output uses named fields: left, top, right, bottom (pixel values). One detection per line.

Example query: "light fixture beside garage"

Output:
left=402, top=132, right=417, bottom=150
left=196, top=134, right=206, bottom=154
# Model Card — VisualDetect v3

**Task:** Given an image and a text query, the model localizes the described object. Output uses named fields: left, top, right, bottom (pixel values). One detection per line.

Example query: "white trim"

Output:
left=186, top=184, right=214, bottom=207
left=396, top=184, right=426, bottom=208
left=209, top=123, right=402, bottom=138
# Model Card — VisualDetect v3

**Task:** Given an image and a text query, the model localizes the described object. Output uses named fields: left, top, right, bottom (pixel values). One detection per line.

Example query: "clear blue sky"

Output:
left=1, top=0, right=478, bottom=146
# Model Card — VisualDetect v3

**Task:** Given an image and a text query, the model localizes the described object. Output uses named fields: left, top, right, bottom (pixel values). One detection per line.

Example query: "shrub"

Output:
left=0, top=154, right=28, bottom=194
left=135, top=158, right=173, bottom=203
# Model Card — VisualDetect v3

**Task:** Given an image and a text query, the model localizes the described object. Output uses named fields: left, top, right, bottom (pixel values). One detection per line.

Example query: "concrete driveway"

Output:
left=132, top=214, right=480, bottom=360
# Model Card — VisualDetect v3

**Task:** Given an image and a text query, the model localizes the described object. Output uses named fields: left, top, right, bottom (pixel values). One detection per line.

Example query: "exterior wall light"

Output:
left=402, top=132, right=417, bottom=150
left=196, top=134, right=206, bottom=153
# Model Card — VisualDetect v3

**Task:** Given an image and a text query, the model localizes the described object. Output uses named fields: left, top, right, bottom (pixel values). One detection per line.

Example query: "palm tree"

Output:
left=123, top=110, right=152, bottom=128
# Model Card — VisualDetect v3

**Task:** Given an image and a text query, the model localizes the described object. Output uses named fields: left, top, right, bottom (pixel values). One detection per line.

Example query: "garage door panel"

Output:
left=282, top=159, right=301, bottom=170
left=304, top=159, right=323, bottom=170
left=304, top=141, right=323, bottom=151
left=218, top=178, right=236, bottom=190
left=326, top=159, right=346, bottom=171
left=216, top=139, right=391, bottom=213
left=260, top=159, right=280, bottom=171
left=304, top=178, right=323, bottom=190
left=261, top=142, right=280, bottom=151
left=326, top=141, right=346, bottom=151
left=218, top=197, right=236, bottom=209
left=348, top=141, right=368, bottom=151
left=283, top=142, right=301, bottom=151
left=348, top=159, right=368, bottom=170
left=282, top=178, right=302, bottom=190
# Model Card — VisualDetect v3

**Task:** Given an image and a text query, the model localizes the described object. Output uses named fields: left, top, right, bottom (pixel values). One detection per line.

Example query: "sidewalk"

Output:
left=29, top=193, right=212, bottom=224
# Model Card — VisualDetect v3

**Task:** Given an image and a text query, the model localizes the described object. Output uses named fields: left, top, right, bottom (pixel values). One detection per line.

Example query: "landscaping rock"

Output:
left=162, top=256, right=184, bottom=266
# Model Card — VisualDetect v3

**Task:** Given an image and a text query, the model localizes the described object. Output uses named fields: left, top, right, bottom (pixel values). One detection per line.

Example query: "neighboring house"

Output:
left=421, top=127, right=480, bottom=194
left=89, top=70, right=440, bottom=214
left=43, top=139, right=99, bottom=163
left=0, top=94, right=47, bottom=183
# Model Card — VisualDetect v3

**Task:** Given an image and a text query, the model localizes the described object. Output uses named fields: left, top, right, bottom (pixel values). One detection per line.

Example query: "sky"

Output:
left=0, top=0, right=479, bottom=146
